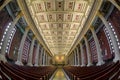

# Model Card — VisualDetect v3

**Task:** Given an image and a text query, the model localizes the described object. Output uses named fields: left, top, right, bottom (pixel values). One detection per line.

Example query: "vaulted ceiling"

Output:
left=25, top=0, right=95, bottom=55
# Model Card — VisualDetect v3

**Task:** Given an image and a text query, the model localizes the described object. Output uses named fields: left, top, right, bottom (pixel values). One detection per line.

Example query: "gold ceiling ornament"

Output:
left=25, top=0, right=94, bottom=55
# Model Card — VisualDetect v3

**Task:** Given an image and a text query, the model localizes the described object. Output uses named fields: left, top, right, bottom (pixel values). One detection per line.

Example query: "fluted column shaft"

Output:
left=80, top=43, right=85, bottom=67
left=76, top=47, right=80, bottom=66
left=27, top=37, right=35, bottom=66
left=34, top=43, right=40, bottom=66
left=15, top=27, right=29, bottom=65
left=42, top=50, right=46, bottom=66
left=74, top=50, right=77, bottom=66
left=90, top=27, right=104, bottom=66
left=46, top=54, right=48, bottom=65
left=39, top=47, right=44, bottom=66
left=84, top=36, right=93, bottom=66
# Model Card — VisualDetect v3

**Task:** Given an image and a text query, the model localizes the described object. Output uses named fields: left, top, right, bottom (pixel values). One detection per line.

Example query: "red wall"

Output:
left=89, top=38, right=98, bottom=63
left=0, top=9, right=11, bottom=43
left=108, top=8, right=120, bottom=47
left=97, top=27, right=112, bottom=60
left=9, top=28, right=23, bottom=61
left=22, top=37, right=31, bottom=65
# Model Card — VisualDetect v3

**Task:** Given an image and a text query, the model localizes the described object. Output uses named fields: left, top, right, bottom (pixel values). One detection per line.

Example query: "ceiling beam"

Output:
left=35, top=11, right=84, bottom=15
left=39, top=21, right=81, bottom=24
left=32, top=0, right=88, bottom=3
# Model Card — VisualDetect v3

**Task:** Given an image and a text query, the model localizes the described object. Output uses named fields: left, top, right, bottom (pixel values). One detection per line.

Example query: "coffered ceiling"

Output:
left=25, top=0, right=94, bottom=55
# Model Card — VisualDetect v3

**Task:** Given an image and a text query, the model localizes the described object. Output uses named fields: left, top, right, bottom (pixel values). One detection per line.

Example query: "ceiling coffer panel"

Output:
left=26, top=0, right=94, bottom=55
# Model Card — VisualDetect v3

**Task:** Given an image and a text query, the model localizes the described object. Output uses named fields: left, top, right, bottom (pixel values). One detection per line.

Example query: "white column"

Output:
left=71, top=53, right=74, bottom=66
left=46, top=54, right=47, bottom=65
left=42, top=50, right=46, bottom=66
left=84, top=36, right=93, bottom=66
left=80, top=43, right=85, bottom=67
left=69, top=56, right=71, bottom=65
left=0, top=0, right=12, bottom=11
left=90, top=27, right=104, bottom=66
left=27, top=37, right=35, bottom=66
left=38, top=45, right=41, bottom=66
left=15, top=27, right=29, bottom=65
left=76, top=47, right=80, bottom=66
left=48, top=56, right=50, bottom=65
left=68, top=55, right=71, bottom=65
left=46, top=54, right=48, bottom=66
left=71, top=54, right=72, bottom=65
left=68, top=56, right=70, bottom=65
left=45, top=53, right=47, bottom=66
left=74, top=50, right=77, bottom=66
left=34, top=43, right=40, bottom=66
left=108, top=0, right=120, bottom=11
left=0, top=13, right=22, bottom=62
left=98, top=12, right=120, bottom=62
left=48, top=56, right=51, bottom=65
left=47, top=56, right=49, bottom=65
left=45, top=54, right=47, bottom=66
left=44, top=53, right=46, bottom=66
left=39, top=47, right=44, bottom=66
left=73, top=53, right=75, bottom=66
left=73, top=51, right=75, bottom=65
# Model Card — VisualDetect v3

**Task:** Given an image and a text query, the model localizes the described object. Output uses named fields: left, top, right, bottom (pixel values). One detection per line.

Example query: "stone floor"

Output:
left=52, top=68, right=67, bottom=80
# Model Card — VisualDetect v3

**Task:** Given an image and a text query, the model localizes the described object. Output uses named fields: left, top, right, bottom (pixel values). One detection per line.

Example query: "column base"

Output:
left=15, top=60, right=23, bottom=65
left=113, top=56, right=120, bottom=63
left=27, top=63, right=33, bottom=66
left=96, top=61, right=104, bottom=66
left=34, top=64, right=38, bottom=66
left=0, top=54, right=7, bottom=62
left=81, top=64, right=85, bottom=67
left=87, top=63, right=93, bottom=67
left=76, top=65, right=81, bottom=66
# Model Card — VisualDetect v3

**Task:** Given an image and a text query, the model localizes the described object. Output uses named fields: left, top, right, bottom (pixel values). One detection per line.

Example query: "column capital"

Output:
left=97, top=11, right=102, bottom=16
left=73, top=48, right=76, bottom=51
left=83, top=36, right=87, bottom=39
left=73, top=49, right=76, bottom=53
left=90, top=26, right=95, bottom=31
left=84, top=36, right=87, bottom=42
left=97, top=11, right=105, bottom=21
left=36, top=39, right=39, bottom=43
left=108, top=0, right=120, bottom=11
left=90, top=26, right=94, bottom=29
left=39, top=44, right=42, bottom=48
left=18, top=11, right=23, bottom=17
left=25, top=26, right=30, bottom=31
left=79, top=42, right=82, bottom=46
left=32, top=36, right=36, bottom=40
left=11, top=12, right=22, bottom=26
left=0, top=0, right=12, bottom=11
